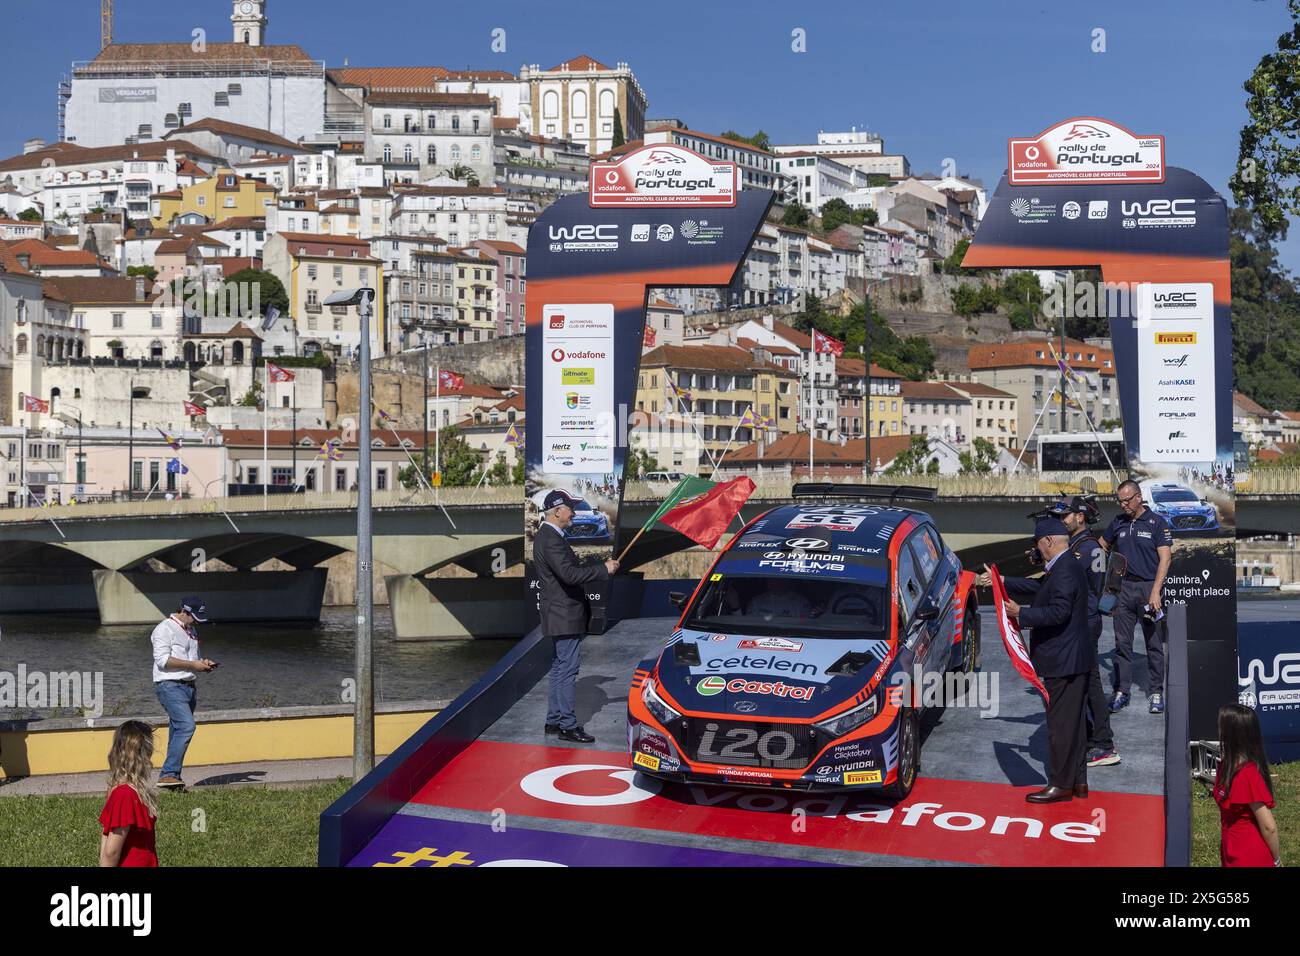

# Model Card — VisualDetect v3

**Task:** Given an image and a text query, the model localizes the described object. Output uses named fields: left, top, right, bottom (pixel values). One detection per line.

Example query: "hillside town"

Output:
left=1, top=0, right=1293, bottom=505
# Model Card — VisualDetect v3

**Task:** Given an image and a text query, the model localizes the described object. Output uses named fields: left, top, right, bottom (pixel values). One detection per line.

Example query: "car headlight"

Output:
left=641, top=678, right=681, bottom=726
left=814, top=694, right=879, bottom=738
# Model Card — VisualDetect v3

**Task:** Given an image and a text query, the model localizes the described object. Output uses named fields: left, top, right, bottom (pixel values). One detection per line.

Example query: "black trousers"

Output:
left=1044, top=672, right=1089, bottom=790
left=1111, top=578, right=1166, bottom=696
left=1085, top=618, right=1114, bottom=751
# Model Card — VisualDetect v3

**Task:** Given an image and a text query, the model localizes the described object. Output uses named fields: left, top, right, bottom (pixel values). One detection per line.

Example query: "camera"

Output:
left=1025, top=546, right=1043, bottom=567
left=1141, top=603, right=1165, bottom=625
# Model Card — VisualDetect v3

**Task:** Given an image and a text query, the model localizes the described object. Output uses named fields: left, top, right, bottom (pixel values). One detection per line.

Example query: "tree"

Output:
left=443, top=164, right=480, bottom=187
left=611, top=108, right=625, bottom=149
left=958, top=437, right=999, bottom=475
left=223, top=268, right=289, bottom=317
left=127, top=265, right=158, bottom=282
left=238, top=381, right=263, bottom=407
left=719, top=130, right=771, bottom=151
left=17, top=207, right=42, bottom=223
left=866, top=174, right=893, bottom=188
left=861, top=208, right=879, bottom=226
left=885, top=435, right=935, bottom=476
left=1232, top=0, right=1300, bottom=239
left=819, top=198, right=854, bottom=234
left=781, top=202, right=811, bottom=228
left=628, top=446, right=660, bottom=479
left=1230, top=205, right=1300, bottom=409
left=942, top=238, right=974, bottom=276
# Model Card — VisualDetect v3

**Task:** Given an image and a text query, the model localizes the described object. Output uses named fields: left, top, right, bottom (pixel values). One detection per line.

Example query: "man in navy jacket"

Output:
left=1004, top=517, right=1095, bottom=803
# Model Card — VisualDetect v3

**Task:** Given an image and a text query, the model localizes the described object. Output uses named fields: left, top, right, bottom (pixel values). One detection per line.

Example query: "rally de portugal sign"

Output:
left=1008, top=117, right=1165, bottom=185
left=589, top=143, right=737, bottom=207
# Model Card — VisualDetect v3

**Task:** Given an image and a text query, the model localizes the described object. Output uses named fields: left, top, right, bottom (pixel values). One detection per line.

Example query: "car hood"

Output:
left=655, top=626, right=892, bottom=719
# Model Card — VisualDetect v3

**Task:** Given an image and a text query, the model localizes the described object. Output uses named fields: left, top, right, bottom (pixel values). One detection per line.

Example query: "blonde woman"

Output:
left=98, top=721, right=159, bottom=867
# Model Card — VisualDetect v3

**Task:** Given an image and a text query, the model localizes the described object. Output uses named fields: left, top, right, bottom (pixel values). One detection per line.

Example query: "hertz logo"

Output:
left=1155, top=332, right=1196, bottom=345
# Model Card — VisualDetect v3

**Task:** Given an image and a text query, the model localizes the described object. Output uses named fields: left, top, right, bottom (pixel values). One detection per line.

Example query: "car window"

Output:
left=896, top=539, right=923, bottom=621
left=910, top=526, right=941, bottom=587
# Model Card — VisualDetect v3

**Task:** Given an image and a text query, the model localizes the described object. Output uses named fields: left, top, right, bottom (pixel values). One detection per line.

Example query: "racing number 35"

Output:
left=697, top=723, right=797, bottom=762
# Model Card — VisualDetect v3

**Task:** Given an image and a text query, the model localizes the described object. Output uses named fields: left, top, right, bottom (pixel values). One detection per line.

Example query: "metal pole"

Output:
left=291, top=394, right=297, bottom=494
left=127, top=381, right=134, bottom=498
left=78, top=413, right=83, bottom=492
left=354, top=289, right=375, bottom=781
left=422, top=333, right=429, bottom=478
left=1059, top=311, right=1066, bottom=435
left=864, top=279, right=872, bottom=479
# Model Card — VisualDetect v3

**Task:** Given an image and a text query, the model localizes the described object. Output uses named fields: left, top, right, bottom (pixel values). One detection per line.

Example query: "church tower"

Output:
left=231, top=0, right=268, bottom=46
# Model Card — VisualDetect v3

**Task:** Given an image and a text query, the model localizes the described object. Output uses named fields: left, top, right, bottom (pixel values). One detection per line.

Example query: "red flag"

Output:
left=183, top=400, right=206, bottom=417
left=438, top=369, right=465, bottom=391
left=22, top=395, right=49, bottom=413
left=989, top=565, right=1050, bottom=704
left=658, top=476, right=756, bottom=550
left=643, top=325, right=656, bottom=348
left=266, top=363, right=295, bottom=383
left=812, top=329, right=844, bottom=356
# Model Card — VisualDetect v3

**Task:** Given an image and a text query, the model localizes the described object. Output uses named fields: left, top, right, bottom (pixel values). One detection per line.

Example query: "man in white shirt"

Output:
left=151, top=595, right=217, bottom=789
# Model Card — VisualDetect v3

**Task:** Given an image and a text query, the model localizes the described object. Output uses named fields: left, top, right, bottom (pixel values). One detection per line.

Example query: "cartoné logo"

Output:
left=645, top=149, right=686, bottom=165
left=697, top=676, right=726, bottom=696
left=1062, top=122, right=1111, bottom=141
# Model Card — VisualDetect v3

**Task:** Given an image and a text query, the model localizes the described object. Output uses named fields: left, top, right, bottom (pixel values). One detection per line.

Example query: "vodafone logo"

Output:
left=1024, top=145, right=1040, bottom=161
left=550, top=348, right=565, bottom=362
left=520, top=764, right=662, bottom=806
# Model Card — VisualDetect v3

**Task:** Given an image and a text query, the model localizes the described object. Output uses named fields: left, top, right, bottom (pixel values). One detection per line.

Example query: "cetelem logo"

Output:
left=697, top=676, right=727, bottom=696
left=1156, top=332, right=1196, bottom=345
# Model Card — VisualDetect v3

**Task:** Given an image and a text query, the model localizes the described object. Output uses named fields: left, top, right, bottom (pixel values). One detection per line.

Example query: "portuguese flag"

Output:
left=622, top=476, right=757, bottom=559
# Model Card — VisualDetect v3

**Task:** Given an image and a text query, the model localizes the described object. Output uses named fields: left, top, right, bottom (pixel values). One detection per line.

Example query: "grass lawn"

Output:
left=1192, top=758, right=1300, bottom=867
left=0, top=779, right=350, bottom=867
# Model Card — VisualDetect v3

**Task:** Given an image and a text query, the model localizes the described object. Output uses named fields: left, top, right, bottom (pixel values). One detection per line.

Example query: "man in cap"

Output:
left=533, top=490, right=619, bottom=743
left=150, top=595, right=217, bottom=789
left=1002, top=517, right=1095, bottom=803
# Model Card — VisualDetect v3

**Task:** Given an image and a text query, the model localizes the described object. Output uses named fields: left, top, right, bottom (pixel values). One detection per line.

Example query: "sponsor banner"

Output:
left=98, top=86, right=158, bottom=103
left=1136, top=283, right=1216, bottom=462
left=590, top=143, right=738, bottom=207
left=1238, top=622, right=1300, bottom=764
left=349, top=812, right=817, bottom=867
left=1008, top=117, right=1164, bottom=185
left=408, top=740, right=1164, bottom=866
left=543, top=304, right=614, bottom=474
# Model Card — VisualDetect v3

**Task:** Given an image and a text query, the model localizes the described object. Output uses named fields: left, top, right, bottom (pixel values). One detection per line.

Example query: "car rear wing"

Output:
left=791, top=482, right=938, bottom=504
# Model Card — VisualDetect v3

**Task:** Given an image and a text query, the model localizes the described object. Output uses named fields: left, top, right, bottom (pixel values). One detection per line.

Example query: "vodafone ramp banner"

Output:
left=990, top=565, right=1050, bottom=704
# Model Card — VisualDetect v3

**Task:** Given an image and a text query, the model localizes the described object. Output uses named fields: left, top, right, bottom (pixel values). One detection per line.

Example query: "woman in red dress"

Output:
left=1213, top=704, right=1281, bottom=868
left=99, top=721, right=159, bottom=868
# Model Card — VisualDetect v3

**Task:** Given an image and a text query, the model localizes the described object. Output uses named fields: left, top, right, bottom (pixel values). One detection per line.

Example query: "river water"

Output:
left=0, top=607, right=512, bottom=721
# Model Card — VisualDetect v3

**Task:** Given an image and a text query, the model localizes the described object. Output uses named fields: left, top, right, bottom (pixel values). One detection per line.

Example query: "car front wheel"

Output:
left=882, top=709, right=919, bottom=801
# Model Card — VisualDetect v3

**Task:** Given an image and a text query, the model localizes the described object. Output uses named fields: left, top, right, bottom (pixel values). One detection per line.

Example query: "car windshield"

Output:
left=575, top=501, right=595, bottom=511
left=684, top=573, right=887, bottom=638
left=1154, top=489, right=1199, bottom=504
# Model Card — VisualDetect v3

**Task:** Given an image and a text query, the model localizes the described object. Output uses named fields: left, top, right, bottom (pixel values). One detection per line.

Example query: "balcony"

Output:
left=305, top=302, right=322, bottom=314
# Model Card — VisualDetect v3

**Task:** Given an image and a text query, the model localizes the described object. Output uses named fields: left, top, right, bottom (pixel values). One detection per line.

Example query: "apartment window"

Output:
left=333, top=265, right=344, bottom=283
left=215, top=92, right=229, bottom=106
left=307, top=264, right=318, bottom=279
left=112, top=312, right=124, bottom=329
left=383, top=145, right=392, bottom=163
left=427, top=144, right=437, bottom=164
left=383, top=114, right=392, bottom=129
left=376, top=468, right=388, bottom=491
left=334, top=469, right=348, bottom=491
left=307, top=289, right=319, bottom=306
left=451, top=115, right=460, bottom=131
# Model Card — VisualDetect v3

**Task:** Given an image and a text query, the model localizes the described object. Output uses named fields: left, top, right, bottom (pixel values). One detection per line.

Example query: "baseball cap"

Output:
left=541, top=489, right=579, bottom=512
left=179, top=595, right=208, bottom=623
left=1067, top=494, right=1100, bottom=521
left=1033, top=516, right=1069, bottom=540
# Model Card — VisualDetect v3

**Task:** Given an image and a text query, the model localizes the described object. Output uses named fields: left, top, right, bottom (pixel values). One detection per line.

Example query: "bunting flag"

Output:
left=738, top=406, right=759, bottom=427
left=377, top=408, right=396, bottom=427
left=812, top=328, right=845, bottom=356
left=1048, top=340, right=1086, bottom=386
left=166, top=458, right=189, bottom=475
left=158, top=428, right=182, bottom=451
left=1051, top=391, right=1083, bottom=411
left=504, top=423, right=520, bottom=446
left=643, top=325, right=657, bottom=348
left=316, top=440, right=343, bottom=462
left=667, top=377, right=693, bottom=403
left=438, top=369, right=465, bottom=391
left=989, top=565, right=1050, bottom=704
left=22, top=395, right=49, bottom=413
left=183, top=400, right=206, bottom=417
left=266, top=362, right=296, bottom=383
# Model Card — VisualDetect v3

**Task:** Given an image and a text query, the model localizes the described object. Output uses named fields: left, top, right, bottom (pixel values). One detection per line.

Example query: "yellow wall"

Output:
left=151, top=169, right=276, bottom=228
left=0, top=708, right=435, bottom=777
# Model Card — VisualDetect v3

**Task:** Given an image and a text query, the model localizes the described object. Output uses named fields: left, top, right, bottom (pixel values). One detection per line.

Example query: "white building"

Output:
left=364, top=92, right=496, bottom=187
left=62, top=2, right=325, bottom=148
left=388, top=186, right=523, bottom=248
left=774, top=152, right=864, bottom=212
left=773, top=128, right=884, bottom=157
left=522, top=56, right=647, bottom=155
left=42, top=276, right=184, bottom=362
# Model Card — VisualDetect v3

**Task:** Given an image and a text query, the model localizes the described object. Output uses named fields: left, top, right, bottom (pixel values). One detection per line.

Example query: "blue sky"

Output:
left=4, top=0, right=1297, bottom=267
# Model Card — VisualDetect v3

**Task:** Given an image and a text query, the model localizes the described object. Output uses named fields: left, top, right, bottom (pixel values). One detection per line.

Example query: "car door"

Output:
left=904, top=525, right=953, bottom=689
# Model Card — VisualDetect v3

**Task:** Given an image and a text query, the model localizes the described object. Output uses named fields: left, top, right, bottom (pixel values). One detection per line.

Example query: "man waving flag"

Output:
left=617, top=475, right=756, bottom=561
left=989, top=563, right=1050, bottom=703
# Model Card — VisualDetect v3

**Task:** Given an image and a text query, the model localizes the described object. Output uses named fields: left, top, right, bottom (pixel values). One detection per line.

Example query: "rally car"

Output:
left=627, top=484, right=979, bottom=799
left=1140, top=480, right=1220, bottom=535
left=529, top=489, right=612, bottom=541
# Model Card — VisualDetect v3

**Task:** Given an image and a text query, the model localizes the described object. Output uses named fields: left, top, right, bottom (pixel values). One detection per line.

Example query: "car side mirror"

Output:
left=913, top=597, right=940, bottom=622
left=668, top=591, right=688, bottom=609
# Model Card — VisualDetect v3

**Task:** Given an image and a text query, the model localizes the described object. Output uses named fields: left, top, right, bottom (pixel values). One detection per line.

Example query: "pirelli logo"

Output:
left=633, top=752, right=660, bottom=771
left=1155, top=332, right=1196, bottom=345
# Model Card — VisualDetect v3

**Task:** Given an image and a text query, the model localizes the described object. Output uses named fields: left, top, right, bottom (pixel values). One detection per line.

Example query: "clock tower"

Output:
left=232, top=0, right=267, bottom=46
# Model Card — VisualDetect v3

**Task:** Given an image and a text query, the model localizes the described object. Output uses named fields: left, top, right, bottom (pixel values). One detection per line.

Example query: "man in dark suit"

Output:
left=1003, top=516, right=1095, bottom=804
left=533, top=490, right=618, bottom=743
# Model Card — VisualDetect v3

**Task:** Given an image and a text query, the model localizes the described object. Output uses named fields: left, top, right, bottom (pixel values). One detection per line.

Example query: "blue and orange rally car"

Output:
left=627, top=484, right=979, bottom=799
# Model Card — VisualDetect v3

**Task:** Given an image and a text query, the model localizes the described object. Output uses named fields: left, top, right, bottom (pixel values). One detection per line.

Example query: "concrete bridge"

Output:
left=0, top=484, right=1294, bottom=639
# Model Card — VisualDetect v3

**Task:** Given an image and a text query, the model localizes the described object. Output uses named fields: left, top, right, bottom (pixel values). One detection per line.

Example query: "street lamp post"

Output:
left=326, top=286, right=377, bottom=782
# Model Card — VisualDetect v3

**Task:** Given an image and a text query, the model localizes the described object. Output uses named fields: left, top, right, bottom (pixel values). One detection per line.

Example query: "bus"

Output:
left=1036, top=430, right=1128, bottom=492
